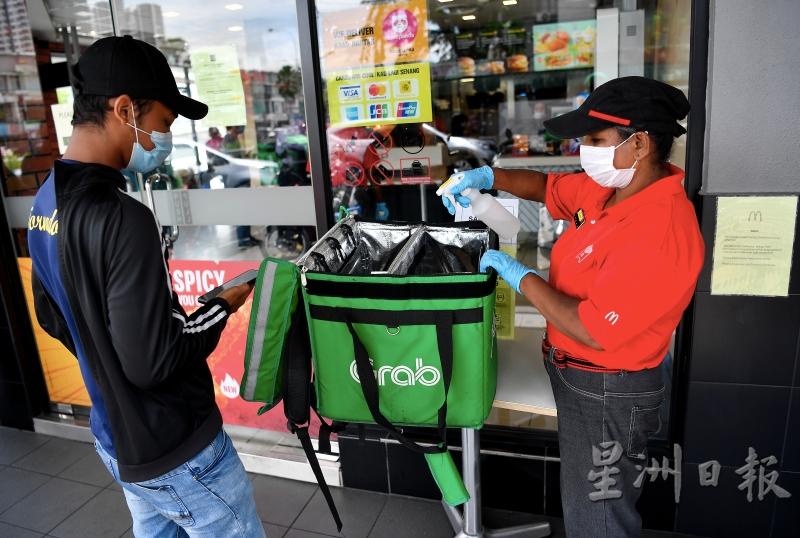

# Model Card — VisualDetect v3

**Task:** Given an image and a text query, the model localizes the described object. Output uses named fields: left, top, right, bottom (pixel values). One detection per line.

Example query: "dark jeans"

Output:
left=545, top=350, right=665, bottom=538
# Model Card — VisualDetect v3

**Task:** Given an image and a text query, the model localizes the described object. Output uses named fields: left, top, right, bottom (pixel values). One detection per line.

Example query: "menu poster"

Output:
left=455, top=31, right=478, bottom=53
left=321, top=0, right=429, bottom=70
left=711, top=196, right=798, bottom=297
left=327, top=62, right=432, bottom=127
left=533, top=20, right=596, bottom=71
left=478, top=28, right=501, bottom=49
left=503, top=26, right=527, bottom=48
left=190, top=46, right=247, bottom=127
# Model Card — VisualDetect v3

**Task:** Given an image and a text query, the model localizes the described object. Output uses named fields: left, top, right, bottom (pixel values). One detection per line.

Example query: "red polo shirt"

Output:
left=544, top=165, right=704, bottom=371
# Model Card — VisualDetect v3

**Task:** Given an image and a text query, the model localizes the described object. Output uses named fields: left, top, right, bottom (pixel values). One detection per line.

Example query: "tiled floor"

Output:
left=0, top=426, right=699, bottom=538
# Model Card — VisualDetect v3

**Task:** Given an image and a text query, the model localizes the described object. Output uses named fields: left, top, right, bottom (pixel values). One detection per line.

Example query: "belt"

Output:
left=541, top=336, right=621, bottom=374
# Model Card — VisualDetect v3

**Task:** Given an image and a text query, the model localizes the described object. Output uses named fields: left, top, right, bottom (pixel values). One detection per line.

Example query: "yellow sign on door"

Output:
left=327, top=62, right=432, bottom=127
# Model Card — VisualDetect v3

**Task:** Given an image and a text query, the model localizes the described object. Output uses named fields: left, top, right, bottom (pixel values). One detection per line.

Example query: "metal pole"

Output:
left=449, top=428, right=552, bottom=537
left=109, top=0, right=121, bottom=35
left=296, top=0, right=334, bottom=236
left=462, top=428, right=482, bottom=536
left=183, top=62, right=201, bottom=167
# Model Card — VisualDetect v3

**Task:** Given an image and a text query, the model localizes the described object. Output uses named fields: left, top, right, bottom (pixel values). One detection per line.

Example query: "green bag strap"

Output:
left=345, top=311, right=454, bottom=455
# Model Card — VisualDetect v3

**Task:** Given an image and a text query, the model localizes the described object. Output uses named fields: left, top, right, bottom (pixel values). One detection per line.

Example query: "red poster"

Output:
left=169, top=259, right=321, bottom=436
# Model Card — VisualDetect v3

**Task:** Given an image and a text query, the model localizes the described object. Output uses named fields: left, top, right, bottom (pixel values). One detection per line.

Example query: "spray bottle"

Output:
left=437, top=178, right=521, bottom=240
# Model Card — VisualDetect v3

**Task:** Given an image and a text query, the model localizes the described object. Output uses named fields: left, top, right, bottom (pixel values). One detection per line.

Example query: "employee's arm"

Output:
left=520, top=274, right=603, bottom=351
left=491, top=168, right=548, bottom=203
left=481, top=250, right=601, bottom=349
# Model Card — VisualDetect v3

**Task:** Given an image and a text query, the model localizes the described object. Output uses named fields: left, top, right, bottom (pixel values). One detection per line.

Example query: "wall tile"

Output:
left=689, top=294, right=799, bottom=386
left=676, top=464, right=775, bottom=537
left=771, top=471, right=800, bottom=537
left=481, top=453, right=544, bottom=515
left=338, top=436, right=389, bottom=493
left=544, top=460, right=562, bottom=518
left=386, top=442, right=441, bottom=500
left=0, top=382, right=32, bottom=430
left=683, top=382, right=790, bottom=466
left=780, top=388, right=800, bottom=473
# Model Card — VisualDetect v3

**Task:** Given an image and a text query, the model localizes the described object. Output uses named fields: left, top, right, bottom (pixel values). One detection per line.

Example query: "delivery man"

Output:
left=440, top=77, right=704, bottom=537
left=28, top=36, right=264, bottom=537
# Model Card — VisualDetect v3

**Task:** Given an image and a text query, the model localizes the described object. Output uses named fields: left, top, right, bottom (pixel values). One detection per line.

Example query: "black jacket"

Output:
left=30, top=160, right=229, bottom=482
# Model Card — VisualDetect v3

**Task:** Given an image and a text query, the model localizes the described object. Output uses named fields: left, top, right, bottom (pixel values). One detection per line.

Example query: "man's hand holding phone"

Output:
left=218, top=282, right=255, bottom=314
left=198, top=269, right=258, bottom=312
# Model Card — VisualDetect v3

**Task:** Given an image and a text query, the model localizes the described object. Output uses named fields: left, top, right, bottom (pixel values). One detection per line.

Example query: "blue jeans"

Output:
left=96, top=430, right=265, bottom=537
left=545, top=352, right=665, bottom=538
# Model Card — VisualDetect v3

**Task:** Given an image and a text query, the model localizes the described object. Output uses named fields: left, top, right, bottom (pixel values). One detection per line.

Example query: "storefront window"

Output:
left=313, top=0, right=691, bottom=433
left=1, top=0, right=319, bottom=441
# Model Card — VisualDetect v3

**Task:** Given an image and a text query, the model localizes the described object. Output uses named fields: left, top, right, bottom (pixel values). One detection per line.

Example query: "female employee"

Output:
left=441, top=77, right=704, bottom=538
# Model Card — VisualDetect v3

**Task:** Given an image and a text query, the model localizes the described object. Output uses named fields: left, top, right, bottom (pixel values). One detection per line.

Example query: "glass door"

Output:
left=308, top=0, right=692, bottom=434
left=2, top=0, right=321, bottom=441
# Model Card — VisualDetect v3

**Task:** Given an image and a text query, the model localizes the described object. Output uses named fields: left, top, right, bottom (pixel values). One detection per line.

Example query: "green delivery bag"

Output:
left=239, top=257, right=301, bottom=412
left=302, top=272, right=497, bottom=429
left=297, top=216, right=498, bottom=506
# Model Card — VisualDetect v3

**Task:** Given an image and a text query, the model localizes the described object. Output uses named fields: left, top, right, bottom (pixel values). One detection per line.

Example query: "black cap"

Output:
left=544, top=76, right=690, bottom=139
left=72, top=35, right=208, bottom=120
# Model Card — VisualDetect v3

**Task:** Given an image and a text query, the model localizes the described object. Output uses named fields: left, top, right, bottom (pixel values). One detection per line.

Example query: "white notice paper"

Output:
left=710, top=196, right=798, bottom=297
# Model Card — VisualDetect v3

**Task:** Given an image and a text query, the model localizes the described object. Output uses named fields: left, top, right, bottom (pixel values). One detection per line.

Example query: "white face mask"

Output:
left=579, top=131, right=645, bottom=189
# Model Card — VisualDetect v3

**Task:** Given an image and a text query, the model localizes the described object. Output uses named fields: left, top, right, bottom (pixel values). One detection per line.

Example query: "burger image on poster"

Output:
left=383, top=9, right=418, bottom=46
left=458, top=57, right=476, bottom=76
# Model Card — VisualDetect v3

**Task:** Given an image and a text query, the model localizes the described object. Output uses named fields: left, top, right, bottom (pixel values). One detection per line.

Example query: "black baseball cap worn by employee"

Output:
left=544, top=76, right=689, bottom=139
left=72, top=35, right=208, bottom=120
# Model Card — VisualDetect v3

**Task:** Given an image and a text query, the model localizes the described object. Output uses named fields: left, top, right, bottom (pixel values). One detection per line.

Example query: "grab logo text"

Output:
left=350, top=358, right=441, bottom=387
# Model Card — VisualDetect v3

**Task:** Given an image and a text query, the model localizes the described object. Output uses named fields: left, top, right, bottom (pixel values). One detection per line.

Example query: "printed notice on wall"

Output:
left=327, top=62, right=432, bottom=127
left=190, top=46, right=247, bottom=127
left=711, top=196, right=798, bottom=297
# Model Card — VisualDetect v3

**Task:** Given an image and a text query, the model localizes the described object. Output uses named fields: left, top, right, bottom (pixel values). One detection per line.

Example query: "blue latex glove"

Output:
left=479, top=249, right=538, bottom=294
left=375, top=202, right=389, bottom=221
left=436, top=166, right=494, bottom=215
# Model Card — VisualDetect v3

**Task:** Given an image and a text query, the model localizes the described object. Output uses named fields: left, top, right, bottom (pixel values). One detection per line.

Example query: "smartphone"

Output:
left=197, top=269, right=258, bottom=304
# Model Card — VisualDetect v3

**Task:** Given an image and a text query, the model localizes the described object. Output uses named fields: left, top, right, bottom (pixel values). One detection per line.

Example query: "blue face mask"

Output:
left=124, top=106, right=173, bottom=174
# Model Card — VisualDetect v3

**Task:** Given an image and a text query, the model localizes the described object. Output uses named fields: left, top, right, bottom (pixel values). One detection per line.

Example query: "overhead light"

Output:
left=225, top=3, right=244, bottom=10
left=163, top=11, right=179, bottom=18
left=503, top=0, right=518, bottom=5
left=462, top=15, right=476, bottom=21
left=437, top=0, right=454, bottom=2
left=228, top=25, right=243, bottom=32
left=461, top=77, right=475, bottom=83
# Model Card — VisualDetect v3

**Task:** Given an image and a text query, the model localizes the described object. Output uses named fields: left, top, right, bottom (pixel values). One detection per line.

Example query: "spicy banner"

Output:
left=327, top=61, right=432, bottom=127
left=19, top=257, right=316, bottom=434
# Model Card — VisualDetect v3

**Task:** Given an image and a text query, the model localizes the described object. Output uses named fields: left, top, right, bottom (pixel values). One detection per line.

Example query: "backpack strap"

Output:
left=344, top=310, right=454, bottom=455
left=289, top=423, right=342, bottom=532
left=283, top=291, right=343, bottom=532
